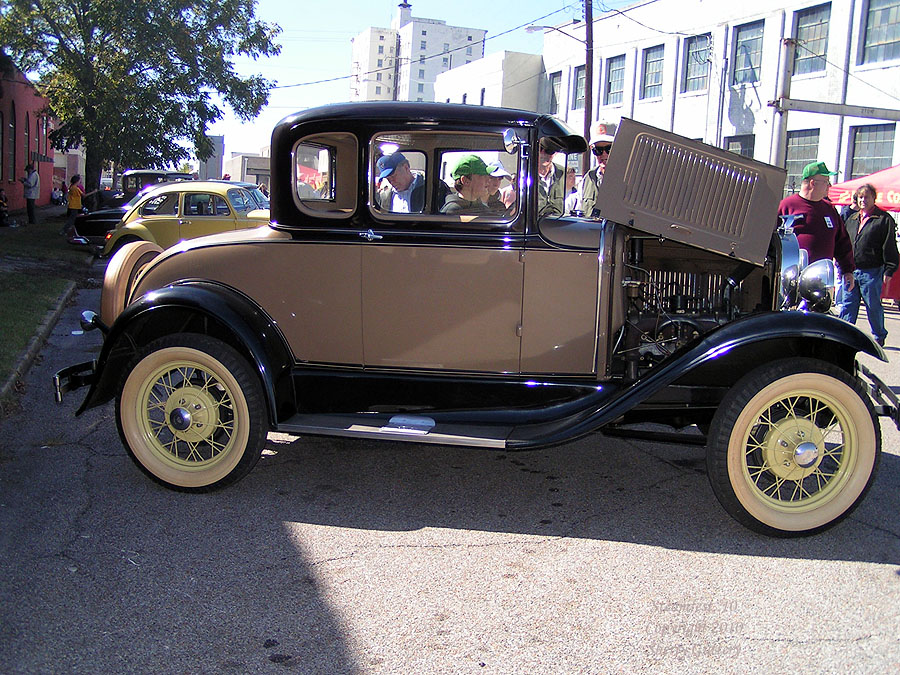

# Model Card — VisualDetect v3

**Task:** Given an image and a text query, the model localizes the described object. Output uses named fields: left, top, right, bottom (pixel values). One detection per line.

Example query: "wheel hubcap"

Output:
left=162, top=386, right=220, bottom=444
left=762, top=417, right=824, bottom=479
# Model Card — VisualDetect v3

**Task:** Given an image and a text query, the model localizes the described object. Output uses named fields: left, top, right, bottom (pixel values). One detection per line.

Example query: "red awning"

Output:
left=828, top=164, right=900, bottom=212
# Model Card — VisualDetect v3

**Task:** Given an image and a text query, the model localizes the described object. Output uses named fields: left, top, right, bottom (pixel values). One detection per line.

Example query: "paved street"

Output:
left=1, top=279, right=899, bottom=673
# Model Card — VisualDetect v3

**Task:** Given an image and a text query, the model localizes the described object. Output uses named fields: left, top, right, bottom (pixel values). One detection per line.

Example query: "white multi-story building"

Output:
left=350, top=1, right=486, bottom=102
left=533, top=0, right=899, bottom=191
left=434, top=51, right=543, bottom=110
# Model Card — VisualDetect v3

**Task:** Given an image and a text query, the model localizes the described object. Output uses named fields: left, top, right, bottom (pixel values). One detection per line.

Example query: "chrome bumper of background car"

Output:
left=53, top=360, right=97, bottom=404
left=858, top=363, right=900, bottom=429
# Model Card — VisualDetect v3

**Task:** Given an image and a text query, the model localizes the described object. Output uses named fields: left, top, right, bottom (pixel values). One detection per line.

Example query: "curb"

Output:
left=0, top=281, right=78, bottom=400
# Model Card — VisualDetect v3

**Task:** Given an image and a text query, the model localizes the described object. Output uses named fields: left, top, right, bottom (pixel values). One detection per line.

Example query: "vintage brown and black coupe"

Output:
left=54, top=102, right=899, bottom=536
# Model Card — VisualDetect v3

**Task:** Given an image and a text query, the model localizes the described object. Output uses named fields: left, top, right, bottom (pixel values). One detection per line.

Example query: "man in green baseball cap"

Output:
left=441, top=154, right=492, bottom=214
left=778, top=160, right=855, bottom=294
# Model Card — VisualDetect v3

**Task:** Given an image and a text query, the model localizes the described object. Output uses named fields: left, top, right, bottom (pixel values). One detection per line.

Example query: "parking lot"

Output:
left=1, top=280, right=898, bottom=673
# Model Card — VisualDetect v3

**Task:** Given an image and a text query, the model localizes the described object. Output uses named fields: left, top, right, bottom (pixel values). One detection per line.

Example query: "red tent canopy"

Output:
left=828, top=164, right=900, bottom=212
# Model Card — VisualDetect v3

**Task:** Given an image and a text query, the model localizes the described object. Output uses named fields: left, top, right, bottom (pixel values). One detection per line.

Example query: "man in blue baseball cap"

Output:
left=375, top=152, right=425, bottom=213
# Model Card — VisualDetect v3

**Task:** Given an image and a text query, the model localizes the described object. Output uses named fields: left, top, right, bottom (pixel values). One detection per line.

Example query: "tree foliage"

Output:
left=0, top=0, right=281, bottom=190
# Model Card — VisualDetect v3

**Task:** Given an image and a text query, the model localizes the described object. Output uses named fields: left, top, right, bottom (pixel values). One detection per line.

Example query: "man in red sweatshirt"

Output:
left=778, top=161, right=855, bottom=293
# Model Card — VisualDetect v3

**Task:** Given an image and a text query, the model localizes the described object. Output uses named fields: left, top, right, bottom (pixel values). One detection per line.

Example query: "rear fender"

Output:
left=77, top=281, right=294, bottom=425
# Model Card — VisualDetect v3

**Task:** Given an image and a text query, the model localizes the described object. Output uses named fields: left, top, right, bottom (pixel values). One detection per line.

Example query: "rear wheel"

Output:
left=117, top=334, right=268, bottom=491
left=707, top=358, right=879, bottom=536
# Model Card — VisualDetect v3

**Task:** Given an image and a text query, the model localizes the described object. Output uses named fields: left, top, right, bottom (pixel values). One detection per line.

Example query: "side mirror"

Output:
left=503, top=129, right=526, bottom=154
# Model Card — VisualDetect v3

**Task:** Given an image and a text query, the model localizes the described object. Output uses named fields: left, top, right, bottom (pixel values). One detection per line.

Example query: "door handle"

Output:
left=359, top=229, right=383, bottom=242
left=178, top=219, right=191, bottom=225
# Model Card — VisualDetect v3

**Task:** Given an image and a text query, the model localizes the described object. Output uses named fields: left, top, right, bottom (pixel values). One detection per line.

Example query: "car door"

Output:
left=360, top=130, right=524, bottom=373
left=179, top=192, right=236, bottom=242
left=132, top=192, right=181, bottom=249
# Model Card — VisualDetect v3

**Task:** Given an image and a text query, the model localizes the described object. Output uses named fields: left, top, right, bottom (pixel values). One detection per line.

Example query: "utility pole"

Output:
left=583, top=0, right=594, bottom=174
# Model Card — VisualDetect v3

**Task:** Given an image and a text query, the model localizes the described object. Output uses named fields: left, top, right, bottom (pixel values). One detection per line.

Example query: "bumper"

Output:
left=53, top=360, right=97, bottom=404
left=858, top=362, right=900, bottom=429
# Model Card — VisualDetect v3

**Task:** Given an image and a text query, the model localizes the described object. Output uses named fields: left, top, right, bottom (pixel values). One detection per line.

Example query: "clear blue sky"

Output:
left=208, top=0, right=630, bottom=156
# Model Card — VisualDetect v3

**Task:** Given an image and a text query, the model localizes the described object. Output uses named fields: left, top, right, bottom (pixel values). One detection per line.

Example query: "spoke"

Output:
left=185, top=441, right=205, bottom=463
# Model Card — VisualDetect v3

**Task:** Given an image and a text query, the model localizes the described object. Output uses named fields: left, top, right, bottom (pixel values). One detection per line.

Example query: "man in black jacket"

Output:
left=838, top=183, right=899, bottom=347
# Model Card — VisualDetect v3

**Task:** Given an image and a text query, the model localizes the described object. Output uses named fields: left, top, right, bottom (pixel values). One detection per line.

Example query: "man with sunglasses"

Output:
left=537, top=138, right=566, bottom=218
left=580, top=124, right=614, bottom=219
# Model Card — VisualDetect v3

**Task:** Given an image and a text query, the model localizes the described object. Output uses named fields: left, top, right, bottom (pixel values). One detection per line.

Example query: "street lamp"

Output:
left=526, top=4, right=594, bottom=172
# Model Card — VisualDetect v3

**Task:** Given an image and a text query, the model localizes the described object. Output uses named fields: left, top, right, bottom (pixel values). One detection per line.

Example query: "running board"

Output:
left=276, top=413, right=511, bottom=448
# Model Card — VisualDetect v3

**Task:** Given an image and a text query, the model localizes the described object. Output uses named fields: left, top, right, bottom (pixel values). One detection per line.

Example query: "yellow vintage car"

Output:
left=100, top=180, right=269, bottom=256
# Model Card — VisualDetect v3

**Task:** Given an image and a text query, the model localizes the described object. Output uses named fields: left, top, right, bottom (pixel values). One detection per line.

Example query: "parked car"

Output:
left=71, top=181, right=269, bottom=249
left=98, top=180, right=270, bottom=256
left=100, top=169, right=195, bottom=207
left=54, top=102, right=899, bottom=537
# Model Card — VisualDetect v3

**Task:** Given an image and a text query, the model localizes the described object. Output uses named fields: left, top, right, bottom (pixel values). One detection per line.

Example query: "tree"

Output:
left=0, top=0, right=281, bottom=195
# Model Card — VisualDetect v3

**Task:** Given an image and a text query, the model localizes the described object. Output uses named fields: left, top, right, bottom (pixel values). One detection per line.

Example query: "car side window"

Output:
left=369, top=130, right=520, bottom=231
left=293, top=132, right=357, bottom=219
left=140, top=194, right=179, bottom=216
left=185, top=193, right=222, bottom=217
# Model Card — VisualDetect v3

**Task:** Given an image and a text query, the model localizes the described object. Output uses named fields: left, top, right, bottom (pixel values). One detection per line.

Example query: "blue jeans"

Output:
left=839, top=267, right=886, bottom=342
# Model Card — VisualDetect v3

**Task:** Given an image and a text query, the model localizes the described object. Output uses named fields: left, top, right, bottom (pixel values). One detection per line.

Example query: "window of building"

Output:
left=682, top=34, right=710, bottom=93
left=377, top=58, right=383, bottom=67
left=640, top=45, right=664, bottom=99
left=467, top=35, right=473, bottom=41
left=378, top=45, right=384, bottom=54
left=443, top=43, right=449, bottom=53
left=417, top=83, right=424, bottom=93
left=724, top=134, right=755, bottom=158
left=379, top=35, right=384, bottom=41
left=794, top=4, right=830, bottom=75
left=466, top=46, right=472, bottom=55
left=605, top=55, right=625, bottom=105
left=0, top=111, right=4, bottom=181
left=850, top=123, right=896, bottom=178
left=548, top=71, right=562, bottom=114
left=418, top=68, right=425, bottom=78
left=733, top=20, right=764, bottom=84
left=24, top=113, right=30, bottom=166
left=419, top=56, right=425, bottom=64
left=861, top=0, right=900, bottom=63
left=572, top=65, right=586, bottom=109
left=44, top=118, right=50, bottom=157
left=785, top=129, right=820, bottom=194
left=442, top=57, right=449, bottom=67
left=376, top=85, right=382, bottom=94
left=6, top=102, right=15, bottom=181
left=376, top=73, right=382, bottom=81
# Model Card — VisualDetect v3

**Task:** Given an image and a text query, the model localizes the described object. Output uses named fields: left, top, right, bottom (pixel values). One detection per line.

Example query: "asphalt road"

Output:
left=1, top=280, right=899, bottom=673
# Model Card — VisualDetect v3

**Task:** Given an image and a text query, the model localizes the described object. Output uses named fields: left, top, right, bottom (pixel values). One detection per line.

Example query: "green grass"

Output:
left=0, top=209, right=95, bottom=402
left=0, top=272, right=72, bottom=387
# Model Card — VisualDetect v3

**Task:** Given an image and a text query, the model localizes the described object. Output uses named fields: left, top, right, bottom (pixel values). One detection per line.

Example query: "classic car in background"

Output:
left=98, top=180, right=270, bottom=256
left=99, top=169, right=195, bottom=208
left=54, top=103, right=899, bottom=537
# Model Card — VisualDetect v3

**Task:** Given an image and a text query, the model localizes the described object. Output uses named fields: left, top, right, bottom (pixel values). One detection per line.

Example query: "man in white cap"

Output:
left=580, top=122, right=615, bottom=218
left=485, top=160, right=514, bottom=213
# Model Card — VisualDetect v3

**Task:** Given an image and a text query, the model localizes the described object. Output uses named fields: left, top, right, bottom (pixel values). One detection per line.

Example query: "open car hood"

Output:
left=595, top=118, right=786, bottom=265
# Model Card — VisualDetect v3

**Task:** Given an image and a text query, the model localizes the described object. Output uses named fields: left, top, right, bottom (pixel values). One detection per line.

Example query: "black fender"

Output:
left=77, top=281, right=294, bottom=425
left=508, top=311, right=883, bottom=448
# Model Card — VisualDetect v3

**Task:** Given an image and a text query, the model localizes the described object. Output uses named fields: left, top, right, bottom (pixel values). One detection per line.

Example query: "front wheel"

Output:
left=707, top=358, right=879, bottom=536
left=117, top=334, right=268, bottom=491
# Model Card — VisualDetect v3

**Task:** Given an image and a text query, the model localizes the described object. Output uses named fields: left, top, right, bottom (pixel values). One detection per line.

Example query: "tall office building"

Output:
left=350, top=2, right=486, bottom=102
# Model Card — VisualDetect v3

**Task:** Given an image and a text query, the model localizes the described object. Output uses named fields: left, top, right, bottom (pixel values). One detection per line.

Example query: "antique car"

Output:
left=99, top=180, right=270, bottom=256
left=54, top=102, right=899, bottom=537
left=99, top=168, right=195, bottom=208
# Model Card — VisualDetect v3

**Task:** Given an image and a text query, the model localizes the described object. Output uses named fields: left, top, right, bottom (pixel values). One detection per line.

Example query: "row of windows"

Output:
left=2, top=105, right=52, bottom=183
left=548, top=0, right=900, bottom=113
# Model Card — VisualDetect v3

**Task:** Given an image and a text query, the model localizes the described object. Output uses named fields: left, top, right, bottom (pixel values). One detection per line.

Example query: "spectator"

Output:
left=838, top=183, right=899, bottom=347
left=536, top=138, right=565, bottom=217
left=440, top=154, right=491, bottom=215
left=376, top=152, right=425, bottom=213
left=62, top=174, right=97, bottom=238
left=580, top=125, right=614, bottom=218
left=0, top=188, right=9, bottom=226
left=19, top=163, right=40, bottom=224
left=564, top=167, right=580, bottom=214
left=840, top=192, right=858, bottom=222
left=257, top=183, right=269, bottom=197
left=485, top=161, right=513, bottom=213
left=778, top=161, right=855, bottom=294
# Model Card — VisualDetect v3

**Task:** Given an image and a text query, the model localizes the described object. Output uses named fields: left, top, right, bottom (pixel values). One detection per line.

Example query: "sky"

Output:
left=207, top=0, right=628, bottom=158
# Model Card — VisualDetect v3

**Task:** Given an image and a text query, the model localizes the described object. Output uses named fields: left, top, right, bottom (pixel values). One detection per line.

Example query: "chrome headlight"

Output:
left=798, top=259, right=836, bottom=313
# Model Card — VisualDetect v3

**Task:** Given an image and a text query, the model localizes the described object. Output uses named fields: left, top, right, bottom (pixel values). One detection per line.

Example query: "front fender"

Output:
left=101, top=225, right=157, bottom=256
left=508, top=311, right=882, bottom=448
left=77, top=281, right=294, bottom=426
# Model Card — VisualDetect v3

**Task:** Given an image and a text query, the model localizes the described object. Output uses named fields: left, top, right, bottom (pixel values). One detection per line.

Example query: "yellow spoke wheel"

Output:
left=117, top=335, right=267, bottom=491
left=707, top=358, right=879, bottom=536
